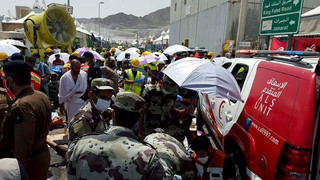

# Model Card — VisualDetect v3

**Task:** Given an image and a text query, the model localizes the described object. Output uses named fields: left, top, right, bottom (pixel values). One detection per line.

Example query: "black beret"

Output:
left=10, top=53, right=24, bottom=61
left=81, top=51, right=94, bottom=58
left=3, top=60, right=32, bottom=74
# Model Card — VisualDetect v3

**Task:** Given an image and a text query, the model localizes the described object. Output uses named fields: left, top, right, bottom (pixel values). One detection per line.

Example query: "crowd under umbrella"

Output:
left=75, top=47, right=104, bottom=60
left=116, top=51, right=140, bottom=61
left=163, top=44, right=191, bottom=56
left=163, top=57, right=243, bottom=102
left=0, top=42, right=21, bottom=56
left=138, top=54, right=160, bottom=65
left=48, top=53, right=70, bottom=65
left=152, top=52, right=168, bottom=61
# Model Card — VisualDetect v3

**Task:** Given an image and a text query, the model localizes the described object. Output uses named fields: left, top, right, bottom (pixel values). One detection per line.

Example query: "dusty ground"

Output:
left=47, top=128, right=68, bottom=180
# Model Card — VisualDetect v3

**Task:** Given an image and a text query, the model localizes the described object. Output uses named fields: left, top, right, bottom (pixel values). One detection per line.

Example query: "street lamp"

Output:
left=98, top=1, right=104, bottom=47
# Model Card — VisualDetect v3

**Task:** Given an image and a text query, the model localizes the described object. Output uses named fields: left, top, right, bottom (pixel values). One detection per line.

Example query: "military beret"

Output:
left=81, top=51, right=94, bottom=58
left=3, top=60, right=32, bottom=74
left=10, top=53, right=24, bottom=61
left=114, top=92, right=145, bottom=113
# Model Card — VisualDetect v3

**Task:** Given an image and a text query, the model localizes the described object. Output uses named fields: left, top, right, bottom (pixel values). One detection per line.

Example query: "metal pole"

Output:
left=98, top=3, right=100, bottom=47
left=236, top=0, right=248, bottom=50
left=286, top=34, right=293, bottom=51
left=67, top=0, right=70, bottom=6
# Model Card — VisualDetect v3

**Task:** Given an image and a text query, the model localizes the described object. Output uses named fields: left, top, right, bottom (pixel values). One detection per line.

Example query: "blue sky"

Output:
left=0, top=0, right=171, bottom=18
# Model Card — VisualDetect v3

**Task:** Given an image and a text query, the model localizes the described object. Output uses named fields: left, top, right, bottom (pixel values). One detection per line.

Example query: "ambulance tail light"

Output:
left=275, top=143, right=311, bottom=180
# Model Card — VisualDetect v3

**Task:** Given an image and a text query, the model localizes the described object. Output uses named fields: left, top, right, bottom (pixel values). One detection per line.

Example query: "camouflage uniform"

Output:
left=68, top=101, right=107, bottom=157
left=68, top=92, right=169, bottom=179
left=141, top=84, right=177, bottom=135
left=144, top=133, right=194, bottom=179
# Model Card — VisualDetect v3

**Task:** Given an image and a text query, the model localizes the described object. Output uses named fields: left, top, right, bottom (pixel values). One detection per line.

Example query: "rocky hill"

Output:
left=77, top=7, right=170, bottom=30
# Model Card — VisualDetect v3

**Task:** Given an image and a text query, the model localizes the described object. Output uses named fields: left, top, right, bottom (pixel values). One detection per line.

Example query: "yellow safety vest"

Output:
left=124, top=69, right=143, bottom=95
left=149, top=63, right=158, bottom=71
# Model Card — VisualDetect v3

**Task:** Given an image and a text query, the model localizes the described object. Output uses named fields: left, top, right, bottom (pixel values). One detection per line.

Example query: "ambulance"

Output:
left=197, top=50, right=320, bottom=179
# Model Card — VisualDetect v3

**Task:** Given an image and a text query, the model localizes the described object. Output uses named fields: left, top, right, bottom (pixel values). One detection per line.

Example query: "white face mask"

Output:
left=94, top=97, right=111, bottom=112
left=197, top=156, right=209, bottom=164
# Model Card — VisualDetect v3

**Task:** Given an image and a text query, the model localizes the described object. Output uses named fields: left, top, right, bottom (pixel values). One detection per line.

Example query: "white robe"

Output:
left=58, top=70, right=87, bottom=124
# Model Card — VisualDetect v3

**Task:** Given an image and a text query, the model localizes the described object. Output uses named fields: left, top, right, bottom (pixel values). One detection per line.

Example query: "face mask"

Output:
left=94, top=97, right=111, bottom=112
left=197, top=156, right=209, bottom=164
left=36, top=58, right=40, bottom=64
left=34, top=64, right=39, bottom=69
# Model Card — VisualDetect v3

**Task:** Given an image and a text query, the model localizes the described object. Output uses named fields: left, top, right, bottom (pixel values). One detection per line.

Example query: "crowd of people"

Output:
left=0, top=47, right=239, bottom=180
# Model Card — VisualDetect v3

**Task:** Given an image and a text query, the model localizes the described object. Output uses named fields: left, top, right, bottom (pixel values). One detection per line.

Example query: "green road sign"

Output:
left=260, top=0, right=304, bottom=35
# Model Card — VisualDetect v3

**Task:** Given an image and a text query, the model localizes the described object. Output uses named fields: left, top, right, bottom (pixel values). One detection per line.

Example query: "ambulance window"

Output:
left=222, top=62, right=232, bottom=69
left=231, top=64, right=249, bottom=91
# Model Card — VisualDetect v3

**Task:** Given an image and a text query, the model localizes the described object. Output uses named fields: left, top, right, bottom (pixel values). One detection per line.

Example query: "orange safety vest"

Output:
left=193, top=151, right=227, bottom=180
left=1, top=71, right=42, bottom=99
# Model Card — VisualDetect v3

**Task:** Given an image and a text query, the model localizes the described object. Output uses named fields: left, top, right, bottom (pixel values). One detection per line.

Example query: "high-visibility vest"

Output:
left=1, top=71, right=42, bottom=99
left=193, top=151, right=227, bottom=180
left=124, top=69, right=143, bottom=95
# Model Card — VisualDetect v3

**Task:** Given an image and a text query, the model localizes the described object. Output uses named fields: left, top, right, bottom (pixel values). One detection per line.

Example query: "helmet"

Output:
left=111, top=47, right=116, bottom=53
left=142, top=51, right=151, bottom=56
left=131, top=58, right=140, bottom=68
left=208, top=52, right=214, bottom=56
left=45, top=48, right=53, bottom=53
left=0, top=52, right=8, bottom=61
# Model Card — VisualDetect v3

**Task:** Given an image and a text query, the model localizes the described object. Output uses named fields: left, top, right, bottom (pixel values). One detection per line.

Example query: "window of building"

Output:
left=184, top=0, right=187, bottom=5
left=175, top=3, right=177, bottom=11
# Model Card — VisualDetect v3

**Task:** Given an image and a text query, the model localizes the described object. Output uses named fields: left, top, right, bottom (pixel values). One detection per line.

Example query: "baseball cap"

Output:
left=10, top=53, right=24, bottom=61
left=81, top=51, right=94, bottom=58
left=91, top=78, right=114, bottom=91
left=114, top=92, right=145, bottom=113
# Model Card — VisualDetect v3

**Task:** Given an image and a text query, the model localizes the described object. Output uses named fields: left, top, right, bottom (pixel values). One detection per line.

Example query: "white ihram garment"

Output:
left=58, top=70, right=87, bottom=124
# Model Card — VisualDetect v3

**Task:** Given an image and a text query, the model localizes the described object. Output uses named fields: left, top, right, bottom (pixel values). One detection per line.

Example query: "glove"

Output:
left=176, top=95, right=183, bottom=101
left=134, top=79, right=144, bottom=83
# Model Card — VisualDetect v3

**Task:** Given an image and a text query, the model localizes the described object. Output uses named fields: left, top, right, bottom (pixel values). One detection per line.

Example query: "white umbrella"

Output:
left=152, top=52, right=168, bottom=61
left=114, top=48, right=123, bottom=56
left=48, top=53, right=70, bottom=64
left=0, top=39, right=26, bottom=48
left=116, top=51, right=140, bottom=61
left=212, top=57, right=229, bottom=66
left=0, top=42, right=20, bottom=56
left=163, top=57, right=242, bottom=101
left=163, top=44, right=191, bottom=56
left=125, top=47, right=139, bottom=53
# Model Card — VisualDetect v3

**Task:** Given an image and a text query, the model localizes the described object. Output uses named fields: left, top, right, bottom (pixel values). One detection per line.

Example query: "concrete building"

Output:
left=169, top=0, right=320, bottom=55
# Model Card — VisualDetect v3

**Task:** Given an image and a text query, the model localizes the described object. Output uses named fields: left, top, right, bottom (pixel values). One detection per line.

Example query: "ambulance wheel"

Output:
left=224, top=137, right=247, bottom=180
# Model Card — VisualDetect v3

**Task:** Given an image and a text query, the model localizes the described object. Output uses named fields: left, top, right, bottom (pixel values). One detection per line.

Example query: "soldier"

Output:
left=0, top=60, right=51, bottom=180
left=68, top=78, right=114, bottom=157
left=144, top=126, right=194, bottom=179
left=68, top=92, right=168, bottom=179
left=141, top=75, right=193, bottom=135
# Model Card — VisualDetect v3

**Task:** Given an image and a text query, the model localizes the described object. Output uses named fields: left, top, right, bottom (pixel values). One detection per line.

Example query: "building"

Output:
left=169, top=0, right=320, bottom=55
